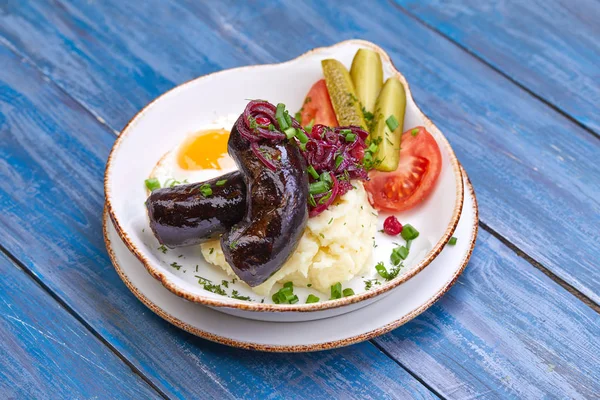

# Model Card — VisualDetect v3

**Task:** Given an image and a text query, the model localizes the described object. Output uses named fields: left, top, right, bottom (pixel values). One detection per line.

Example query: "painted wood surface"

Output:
left=0, top=41, right=437, bottom=400
left=394, top=0, right=600, bottom=134
left=0, top=0, right=598, bottom=399
left=0, top=252, right=160, bottom=399
left=375, top=229, right=600, bottom=399
left=1, top=0, right=598, bottom=304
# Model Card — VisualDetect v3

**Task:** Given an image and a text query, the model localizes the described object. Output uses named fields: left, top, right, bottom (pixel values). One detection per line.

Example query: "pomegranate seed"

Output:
left=383, top=216, right=403, bottom=236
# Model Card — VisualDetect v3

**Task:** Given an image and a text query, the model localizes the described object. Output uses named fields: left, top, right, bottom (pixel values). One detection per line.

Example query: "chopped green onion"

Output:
left=283, top=281, right=293, bottom=289
left=448, top=237, right=458, bottom=245
left=401, top=224, right=419, bottom=241
left=276, top=103, right=289, bottom=130
left=284, top=111, right=292, bottom=127
left=375, top=262, right=388, bottom=279
left=284, top=127, right=297, bottom=139
left=386, top=115, right=399, bottom=131
left=305, top=119, right=315, bottom=133
left=215, top=179, right=227, bottom=186
left=307, top=165, right=319, bottom=180
left=199, top=183, right=212, bottom=197
left=339, top=129, right=352, bottom=135
left=295, top=111, right=302, bottom=121
left=306, top=294, right=320, bottom=303
left=391, top=246, right=409, bottom=266
left=296, top=129, right=309, bottom=144
left=318, top=191, right=332, bottom=204
left=343, top=288, right=355, bottom=297
left=335, top=154, right=344, bottom=168
left=411, top=128, right=420, bottom=136
left=308, top=194, right=317, bottom=207
left=406, top=239, right=412, bottom=250
left=368, top=143, right=378, bottom=153
left=309, top=181, right=329, bottom=195
left=275, top=103, right=285, bottom=119
left=320, top=172, right=333, bottom=186
left=345, top=133, right=357, bottom=142
left=145, top=178, right=161, bottom=191
left=330, top=282, right=342, bottom=300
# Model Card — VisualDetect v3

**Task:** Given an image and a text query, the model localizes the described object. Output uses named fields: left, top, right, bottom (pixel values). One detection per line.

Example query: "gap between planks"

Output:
left=387, top=0, right=600, bottom=142
left=0, top=244, right=170, bottom=400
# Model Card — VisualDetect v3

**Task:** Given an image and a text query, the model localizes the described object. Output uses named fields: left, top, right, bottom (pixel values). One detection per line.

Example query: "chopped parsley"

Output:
left=364, top=279, right=381, bottom=290
left=221, top=280, right=229, bottom=288
left=170, top=262, right=182, bottom=270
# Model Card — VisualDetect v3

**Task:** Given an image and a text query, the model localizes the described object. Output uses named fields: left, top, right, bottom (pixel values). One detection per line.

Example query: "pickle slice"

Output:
left=321, top=59, right=367, bottom=129
left=371, top=77, right=406, bottom=172
left=350, top=49, right=383, bottom=117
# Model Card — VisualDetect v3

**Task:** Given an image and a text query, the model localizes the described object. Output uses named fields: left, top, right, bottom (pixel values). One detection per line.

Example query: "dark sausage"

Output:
left=221, top=121, right=308, bottom=287
left=146, top=172, right=245, bottom=248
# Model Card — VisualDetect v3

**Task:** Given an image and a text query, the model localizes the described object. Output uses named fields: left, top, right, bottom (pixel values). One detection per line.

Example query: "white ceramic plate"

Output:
left=104, top=40, right=464, bottom=317
left=103, top=169, right=477, bottom=351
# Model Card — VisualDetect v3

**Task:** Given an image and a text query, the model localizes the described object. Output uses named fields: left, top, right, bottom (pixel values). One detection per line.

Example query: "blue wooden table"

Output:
left=1, top=1, right=599, bottom=398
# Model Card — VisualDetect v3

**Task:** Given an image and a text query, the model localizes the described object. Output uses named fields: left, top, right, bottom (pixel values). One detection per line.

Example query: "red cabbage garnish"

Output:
left=236, top=100, right=369, bottom=217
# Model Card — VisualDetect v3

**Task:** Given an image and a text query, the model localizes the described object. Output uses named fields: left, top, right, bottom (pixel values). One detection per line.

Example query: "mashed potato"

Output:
left=200, top=181, right=377, bottom=295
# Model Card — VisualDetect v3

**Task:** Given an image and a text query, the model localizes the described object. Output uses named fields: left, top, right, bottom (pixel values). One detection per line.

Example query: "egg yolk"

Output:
left=177, top=129, right=230, bottom=170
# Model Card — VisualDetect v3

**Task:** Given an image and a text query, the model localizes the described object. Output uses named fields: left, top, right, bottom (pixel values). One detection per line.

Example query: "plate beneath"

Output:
left=103, top=168, right=477, bottom=352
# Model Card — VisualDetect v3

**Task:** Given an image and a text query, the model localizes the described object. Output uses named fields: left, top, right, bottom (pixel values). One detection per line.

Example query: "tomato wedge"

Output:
left=365, top=126, right=442, bottom=212
left=299, top=79, right=338, bottom=127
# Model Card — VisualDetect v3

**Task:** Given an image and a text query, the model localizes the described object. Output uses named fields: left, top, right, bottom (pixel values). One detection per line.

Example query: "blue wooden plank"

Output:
left=0, top=252, right=161, bottom=399
left=0, top=39, right=438, bottom=400
left=1, top=0, right=598, bottom=303
left=375, top=229, right=600, bottom=399
left=394, top=0, right=600, bottom=135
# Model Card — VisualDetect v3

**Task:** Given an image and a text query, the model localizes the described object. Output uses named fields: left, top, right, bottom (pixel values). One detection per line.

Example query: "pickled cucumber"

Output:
left=350, top=49, right=383, bottom=117
left=371, top=78, right=406, bottom=172
left=321, top=59, right=367, bottom=129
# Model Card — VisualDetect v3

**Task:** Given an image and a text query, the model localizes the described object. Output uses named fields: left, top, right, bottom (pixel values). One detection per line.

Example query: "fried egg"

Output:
left=151, top=116, right=238, bottom=187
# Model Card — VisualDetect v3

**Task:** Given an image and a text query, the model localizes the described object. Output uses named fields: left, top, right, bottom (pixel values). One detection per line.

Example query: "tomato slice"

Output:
left=365, top=126, right=442, bottom=212
left=300, top=79, right=338, bottom=127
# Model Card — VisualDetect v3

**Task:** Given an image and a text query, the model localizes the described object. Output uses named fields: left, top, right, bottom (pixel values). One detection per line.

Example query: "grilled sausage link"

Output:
left=221, top=121, right=308, bottom=287
left=146, top=172, right=245, bottom=248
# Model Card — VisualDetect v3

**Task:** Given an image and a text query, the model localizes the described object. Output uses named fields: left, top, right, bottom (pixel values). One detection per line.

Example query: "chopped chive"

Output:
left=215, top=179, right=227, bottom=186
left=199, top=183, right=212, bottom=197
left=328, top=217, right=333, bottom=225
left=401, top=224, right=419, bottom=241
left=386, top=115, right=399, bottom=131
left=411, top=128, right=420, bottom=136
left=309, top=181, right=329, bottom=195
left=335, top=155, right=344, bottom=168
left=345, top=133, right=357, bottom=142
left=306, top=294, right=320, bottom=303
left=375, top=262, right=388, bottom=279
left=330, top=282, right=342, bottom=300
left=448, top=237, right=458, bottom=245
left=320, top=172, right=333, bottom=186
left=318, top=191, right=333, bottom=204
left=305, top=119, right=315, bottom=133
left=145, top=178, right=161, bottom=191
left=307, top=165, right=319, bottom=179
left=343, top=288, right=355, bottom=297
left=296, top=129, right=309, bottom=144
left=284, top=127, right=297, bottom=139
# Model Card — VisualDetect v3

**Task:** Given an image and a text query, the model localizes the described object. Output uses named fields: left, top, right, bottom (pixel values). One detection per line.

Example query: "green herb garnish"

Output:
left=216, top=179, right=227, bottom=186
left=386, top=115, right=399, bottom=132
left=343, top=288, right=355, bottom=297
left=199, top=183, right=212, bottom=197
left=307, top=165, right=319, bottom=180
left=330, top=282, right=342, bottom=300
left=401, top=224, right=419, bottom=241
left=145, top=178, right=161, bottom=191
left=157, top=245, right=168, bottom=254
left=306, top=294, right=320, bottom=304
left=411, top=128, right=419, bottom=136
left=448, top=237, right=458, bottom=245
left=170, top=262, right=182, bottom=270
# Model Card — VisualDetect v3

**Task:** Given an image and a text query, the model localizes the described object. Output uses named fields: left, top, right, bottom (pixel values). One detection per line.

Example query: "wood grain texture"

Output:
left=1, top=0, right=598, bottom=303
left=0, top=252, right=161, bottom=400
left=395, top=0, right=600, bottom=134
left=0, top=42, right=437, bottom=400
left=375, top=229, right=600, bottom=399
